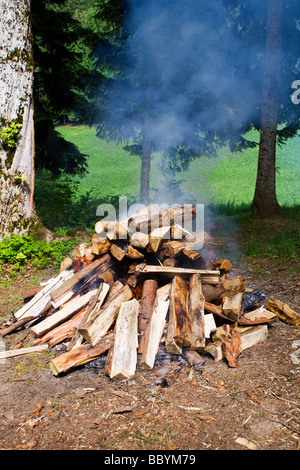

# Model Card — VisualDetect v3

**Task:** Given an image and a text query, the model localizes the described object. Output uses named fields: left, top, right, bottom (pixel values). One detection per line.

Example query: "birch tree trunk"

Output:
left=252, top=0, right=282, bottom=219
left=0, top=0, right=36, bottom=238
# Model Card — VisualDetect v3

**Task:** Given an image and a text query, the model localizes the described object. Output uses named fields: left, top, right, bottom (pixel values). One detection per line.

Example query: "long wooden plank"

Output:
left=135, top=264, right=220, bottom=284
left=0, top=345, right=48, bottom=359
left=31, top=289, right=98, bottom=337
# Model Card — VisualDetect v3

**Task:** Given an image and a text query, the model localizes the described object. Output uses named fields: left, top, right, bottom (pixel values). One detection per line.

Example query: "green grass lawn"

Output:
left=56, top=124, right=300, bottom=210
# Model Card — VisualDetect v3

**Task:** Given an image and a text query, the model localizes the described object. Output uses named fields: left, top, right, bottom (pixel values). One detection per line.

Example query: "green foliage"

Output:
left=0, top=121, right=22, bottom=150
left=0, top=235, right=78, bottom=274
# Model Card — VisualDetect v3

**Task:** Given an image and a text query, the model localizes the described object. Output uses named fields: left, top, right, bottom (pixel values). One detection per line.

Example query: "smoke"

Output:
left=96, top=0, right=299, bottom=209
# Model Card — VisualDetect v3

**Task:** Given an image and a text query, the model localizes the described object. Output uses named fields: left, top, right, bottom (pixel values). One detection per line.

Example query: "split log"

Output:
left=91, top=234, right=111, bottom=255
left=50, top=254, right=114, bottom=309
left=135, top=264, right=220, bottom=284
left=139, top=299, right=170, bottom=370
left=182, top=248, right=201, bottom=261
left=105, top=299, right=140, bottom=379
left=14, top=269, right=74, bottom=321
left=138, top=279, right=158, bottom=354
left=78, top=284, right=133, bottom=346
left=149, top=226, right=171, bottom=252
left=183, top=350, right=205, bottom=367
left=49, top=333, right=113, bottom=376
left=165, top=275, right=192, bottom=354
left=206, top=324, right=268, bottom=362
left=129, top=231, right=149, bottom=249
left=222, top=292, right=244, bottom=321
left=106, top=221, right=128, bottom=241
left=266, top=297, right=300, bottom=326
left=126, top=245, right=144, bottom=260
left=188, top=273, right=205, bottom=349
left=222, top=276, right=246, bottom=295
left=110, top=243, right=126, bottom=261
left=163, top=240, right=186, bottom=258
left=31, top=289, right=98, bottom=337
left=95, top=220, right=117, bottom=237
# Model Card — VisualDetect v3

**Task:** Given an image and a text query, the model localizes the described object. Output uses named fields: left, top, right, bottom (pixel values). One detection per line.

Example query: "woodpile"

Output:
left=1, top=204, right=298, bottom=377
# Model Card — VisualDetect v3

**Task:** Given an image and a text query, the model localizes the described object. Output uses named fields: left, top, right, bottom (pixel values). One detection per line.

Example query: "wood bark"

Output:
left=138, top=279, right=158, bottom=353
left=252, top=0, right=282, bottom=218
left=49, top=333, right=113, bottom=376
left=166, top=275, right=192, bottom=353
left=266, top=296, right=300, bottom=326
left=0, top=0, right=36, bottom=237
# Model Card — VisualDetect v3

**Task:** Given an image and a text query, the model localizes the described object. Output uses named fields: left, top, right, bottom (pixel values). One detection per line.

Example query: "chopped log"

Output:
left=139, top=299, right=170, bottom=370
left=165, top=275, right=192, bottom=354
left=50, top=254, right=114, bottom=309
left=49, top=333, right=113, bottom=376
left=221, top=324, right=242, bottom=367
left=156, top=283, right=171, bottom=301
left=129, top=231, right=149, bottom=249
left=212, top=258, right=232, bottom=272
left=266, top=296, right=300, bottom=326
left=31, top=289, right=98, bottom=337
left=135, top=264, right=220, bottom=284
left=14, top=269, right=74, bottom=321
left=206, top=324, right=268, bottom=362
left=72, top=242, right=92, bottom=258
left=188, top=273, right=205, bottom=349
left=78, top=284, right=133, bottom=346
left=126, top=245, right=144, bottom=260
left=202, top=284, right=226, bottom=302
left=182, top=248, right=201, bottom=261
left=149, top=226, right=171, bottom=252
left=110, top=243, right=126, bottom=261
left=0, top=344, right=48, bottom=360
left=105, top=299, right=139, bottom=379
left=171, top=224, right=186, bottom=240
left=204, top=300, right=233, bottom=321
left=163, top=258, right=177, bottom=267
left=138, top=279, right=158, bottom=353
left=163, top=240, right=186, bottom=258
left=222, top=292, right=244, bottom=321
left=91, top=234, right=111, bottom=255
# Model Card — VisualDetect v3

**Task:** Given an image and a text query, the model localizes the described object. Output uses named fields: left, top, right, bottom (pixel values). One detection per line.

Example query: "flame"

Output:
left=72, top=256, right=93, bottom=272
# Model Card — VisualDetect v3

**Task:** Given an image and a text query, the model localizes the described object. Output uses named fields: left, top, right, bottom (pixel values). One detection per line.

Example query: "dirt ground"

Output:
left=0, top=249, right=299, bottom=452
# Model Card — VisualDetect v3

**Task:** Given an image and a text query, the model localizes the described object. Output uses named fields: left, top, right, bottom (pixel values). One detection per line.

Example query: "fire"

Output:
left=72, top=256, right=93, bottom=272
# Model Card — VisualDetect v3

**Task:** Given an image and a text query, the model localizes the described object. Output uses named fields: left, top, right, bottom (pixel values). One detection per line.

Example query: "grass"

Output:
left=56, top=125, right=300, bottom=209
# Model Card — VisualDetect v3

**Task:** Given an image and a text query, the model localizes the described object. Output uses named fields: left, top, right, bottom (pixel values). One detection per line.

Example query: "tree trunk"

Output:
left=0, top=0, right=36, bottom=238
left=252, top=0, right=282, bottom=219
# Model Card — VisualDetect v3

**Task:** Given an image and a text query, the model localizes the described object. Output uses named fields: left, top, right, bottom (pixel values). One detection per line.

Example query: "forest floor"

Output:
left=0, top=222, right=299, bottom=453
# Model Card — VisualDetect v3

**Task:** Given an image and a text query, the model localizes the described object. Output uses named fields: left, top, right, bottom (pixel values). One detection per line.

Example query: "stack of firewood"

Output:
left=3, top=203, right=297, bottom=377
